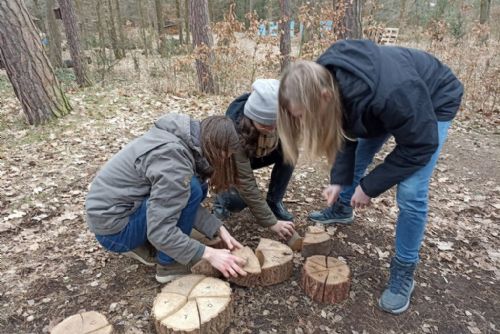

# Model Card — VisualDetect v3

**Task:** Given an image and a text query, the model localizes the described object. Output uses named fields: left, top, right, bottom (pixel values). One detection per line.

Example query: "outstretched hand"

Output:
left=270, top=220, right=295, bottom=240
left=323, top=184, right=342, bottom=206
left=202, top=247, right=247, bottom=278
left=218, top=225, right=243, bottom=251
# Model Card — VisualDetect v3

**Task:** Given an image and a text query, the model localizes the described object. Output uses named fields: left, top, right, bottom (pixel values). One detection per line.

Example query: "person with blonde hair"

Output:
left=85, top=114, right=247, bottom=284
left=278, top=40, right=463, bottom=314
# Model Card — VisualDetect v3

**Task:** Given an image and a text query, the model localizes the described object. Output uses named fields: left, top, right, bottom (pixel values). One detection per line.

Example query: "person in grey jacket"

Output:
left=85, top=113, right=247, bottom=283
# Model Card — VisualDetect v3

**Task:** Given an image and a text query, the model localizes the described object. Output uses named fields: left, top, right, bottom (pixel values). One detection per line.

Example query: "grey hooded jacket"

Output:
left=85, top=113, right=222, bottom=265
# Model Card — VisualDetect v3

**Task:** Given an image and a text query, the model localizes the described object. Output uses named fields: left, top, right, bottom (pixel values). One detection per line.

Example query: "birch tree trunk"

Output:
left=0, top=0, right=72, bottom=125
left=58, top=0, right=91, bottom=87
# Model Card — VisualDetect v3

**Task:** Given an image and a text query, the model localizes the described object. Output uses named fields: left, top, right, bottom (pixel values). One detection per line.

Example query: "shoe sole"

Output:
left=155, top=274, right=185, bottom=284
left=378, top=281, right=416, bottom=315
left=308, top=216, right=354, bottom=225
left=123, top=252, right=156, bottom=267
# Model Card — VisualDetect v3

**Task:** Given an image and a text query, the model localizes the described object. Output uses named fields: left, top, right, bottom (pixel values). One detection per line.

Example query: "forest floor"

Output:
left=0, top=66, right=499, bottom=334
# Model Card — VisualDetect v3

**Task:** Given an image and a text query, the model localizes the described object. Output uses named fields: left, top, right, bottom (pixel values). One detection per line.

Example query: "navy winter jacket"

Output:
left=317, top=40, right=463, bottom=197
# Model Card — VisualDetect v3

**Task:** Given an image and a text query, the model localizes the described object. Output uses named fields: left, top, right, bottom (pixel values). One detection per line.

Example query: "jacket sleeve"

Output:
left=330, top=138, right=358, bottom=186
left=233, top=146, right=277, bottom=227
left=360, top=79, right=439, bottom=197
left=143, top=145, right=206, bottom=265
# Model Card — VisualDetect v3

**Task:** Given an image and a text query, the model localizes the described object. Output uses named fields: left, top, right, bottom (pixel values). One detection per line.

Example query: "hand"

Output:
left=323, top=184, right=342, bottom=206
left=202, top=247, right=247, bottom=278
left=218, top=225, right=243, bottom=251
left=269, top=220, right=295, bottom=240
left=350, top=185, right=371, bottom=209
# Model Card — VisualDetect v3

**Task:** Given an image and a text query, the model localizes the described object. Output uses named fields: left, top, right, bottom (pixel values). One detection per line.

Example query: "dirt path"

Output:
left=0, top=82, right=498, bottom=334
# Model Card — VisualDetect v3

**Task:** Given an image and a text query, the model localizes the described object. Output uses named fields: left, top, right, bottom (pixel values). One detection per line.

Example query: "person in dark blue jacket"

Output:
left=277, top=40, right=463, bottom=314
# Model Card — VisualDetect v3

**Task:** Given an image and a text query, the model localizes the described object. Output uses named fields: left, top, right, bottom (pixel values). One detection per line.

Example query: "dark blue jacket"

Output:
left=226, top=93, right=250, bottom=125
left=317, top=40, right=463, bottom=197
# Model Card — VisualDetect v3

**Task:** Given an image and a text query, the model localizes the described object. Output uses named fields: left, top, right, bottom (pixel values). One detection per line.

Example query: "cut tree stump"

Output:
left=301, top=225, right=332, bottom=258
left=190, top=259, right=222, bottom=278
left=50, top=311, right=113, bottom=334
left=256, top=238, right=293, bottom=286
left=228, top=246, right=261, bottom=287
left=153, top=275, right=232, bottom=334
left=287, top=231, right=304, bottom=252
left=301, top=255, right=351, bottom=304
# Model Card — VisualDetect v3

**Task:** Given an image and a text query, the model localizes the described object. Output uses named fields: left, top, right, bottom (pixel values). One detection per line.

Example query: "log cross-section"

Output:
left=301, top=255, right=351, bottom=304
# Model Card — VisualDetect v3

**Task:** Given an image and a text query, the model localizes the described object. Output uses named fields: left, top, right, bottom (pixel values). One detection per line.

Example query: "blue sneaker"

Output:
left=308, top=201, right=354, bottom=225
left=378, top=257, right=417, bottom=314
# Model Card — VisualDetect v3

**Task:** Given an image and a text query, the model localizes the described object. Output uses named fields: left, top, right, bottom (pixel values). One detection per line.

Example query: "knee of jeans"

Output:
left=397, top=183, right=428, bottom=213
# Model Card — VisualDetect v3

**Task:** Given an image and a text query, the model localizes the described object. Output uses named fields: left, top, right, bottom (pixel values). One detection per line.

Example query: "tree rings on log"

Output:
left=228, top=246, right=261, bottom=287
left=301, top=255, right=351, bottom=304
left=50, top=311, right=113, bottom=334
left=153, top=275, right=232, bottom=334
left=301, top=225, right=332, bottom=258
left=255, top=238, right=293, bottom=286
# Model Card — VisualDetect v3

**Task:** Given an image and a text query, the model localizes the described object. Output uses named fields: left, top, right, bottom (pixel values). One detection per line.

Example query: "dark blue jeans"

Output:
left=337, top=121, right=451, bottom=263
left=96, top=176, right=208, bottom=265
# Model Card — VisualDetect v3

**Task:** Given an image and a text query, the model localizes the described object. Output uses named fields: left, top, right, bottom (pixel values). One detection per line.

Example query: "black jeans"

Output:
left=216, top=145, right=294, bottom=211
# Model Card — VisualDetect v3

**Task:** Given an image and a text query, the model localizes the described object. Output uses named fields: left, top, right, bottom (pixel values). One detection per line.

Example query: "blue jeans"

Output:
left=338, top=121, right=451, bottom=263
left=96, top=176, right=208, bottom=265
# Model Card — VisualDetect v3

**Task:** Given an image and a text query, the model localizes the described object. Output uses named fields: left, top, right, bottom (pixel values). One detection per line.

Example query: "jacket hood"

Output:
left=317, top=40, right=381, bottom=120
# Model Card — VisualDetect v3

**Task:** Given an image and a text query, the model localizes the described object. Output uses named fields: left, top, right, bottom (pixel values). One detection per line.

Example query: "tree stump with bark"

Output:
left=50, top=311, right=113, bottom=334
left=153, top=275, right=232, bottom=334
left=301, top=255, right=351, bottom=304
left=301, top=225, right=332, bottom=258
left=256, top=238, right=294, bottom=286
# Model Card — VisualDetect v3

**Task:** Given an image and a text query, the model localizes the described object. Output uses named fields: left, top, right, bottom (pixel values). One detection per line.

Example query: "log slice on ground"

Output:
left=301, top=225, right=332, bottom=258
left=228, top=246, right=261, bottom=287
left=255, top=238, right=293, bottom=286
left=153, top=275, right=232, bottom=334
left=50, top=311, right=113, bottom=334
left=301, top=255, right=351, bottom=304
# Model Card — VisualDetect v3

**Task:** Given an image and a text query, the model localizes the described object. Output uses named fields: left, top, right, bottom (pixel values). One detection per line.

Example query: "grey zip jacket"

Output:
left=85, top=113, right=222, bottom=265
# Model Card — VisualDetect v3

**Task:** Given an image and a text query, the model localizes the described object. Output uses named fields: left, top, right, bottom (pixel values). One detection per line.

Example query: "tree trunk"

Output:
left=95, top=0, right=108, bottom=82
left=46, top=0, right=62, bottom=67
left=0, top=0, right=72, bottom=125
left=399, top=0, right=407, bottom=28
left=113, top=0, right=126, bottom=57
left=137, top=0, right=150, bottom=56
left=188, top=0, right=216, bottom=93
left=176, top=0, right=184, bottom=44
left=32, top=0, right=46, bottom=32
left=337, top=0, right=362, bottom=39
left=279, top=0, right=291, bottom=72
left=479, top=0, right=491, bottom=24
left=58, top=0, right=91, bottom=87
left=184, top=0, right=190, bottom=44
left=74, top=0, right=87, bottom=49
left=154, top=0, right=163, bottom=35
left=106, top=0, right=123, bottom=59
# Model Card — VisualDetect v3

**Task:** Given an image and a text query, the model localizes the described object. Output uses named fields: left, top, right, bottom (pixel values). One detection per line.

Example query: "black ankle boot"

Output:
left=266, top=199, right=294, bottom=221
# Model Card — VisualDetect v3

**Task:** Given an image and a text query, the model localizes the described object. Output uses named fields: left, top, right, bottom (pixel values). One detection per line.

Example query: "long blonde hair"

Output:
left=278, top=61, right=345, bottom=166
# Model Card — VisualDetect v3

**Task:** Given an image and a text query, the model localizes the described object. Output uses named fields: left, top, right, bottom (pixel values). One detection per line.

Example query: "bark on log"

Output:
left=153, top=275, right=232, bottom=334
left=301, top=255, right=351, bottom=304
left=50, top=311, right=113, bottom=334
left=256, top=238, right=293, bottom=286
left=301, top=225, right=332, bottom=258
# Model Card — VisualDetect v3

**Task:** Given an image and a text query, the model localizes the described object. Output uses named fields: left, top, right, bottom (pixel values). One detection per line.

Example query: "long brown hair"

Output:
left=200, top=116, right=240, bottom=193
left=278, top=61, right=345, bottom=166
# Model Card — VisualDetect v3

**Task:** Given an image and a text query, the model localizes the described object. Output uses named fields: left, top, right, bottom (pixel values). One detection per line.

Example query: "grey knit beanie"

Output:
left=243, top=79, right=280, bottom=126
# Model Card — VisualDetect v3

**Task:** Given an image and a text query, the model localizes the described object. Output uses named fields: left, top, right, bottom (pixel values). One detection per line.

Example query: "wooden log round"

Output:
left=301, top=225, right=332, bottom=258
left=301, top=255, right=351, bottom=304
left=287, top=231, right=304, bottom=252
left=228, top=246, right=262, bottom=287
left=153, top=275, right=232, bottom=334
left=255, top=238, right=293, bottom=286
left=50, top=311, right=113, bottom=334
